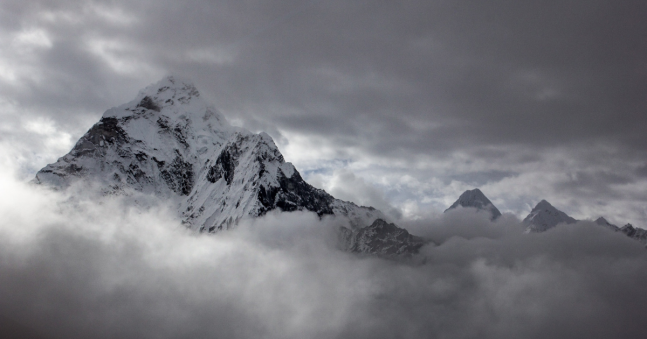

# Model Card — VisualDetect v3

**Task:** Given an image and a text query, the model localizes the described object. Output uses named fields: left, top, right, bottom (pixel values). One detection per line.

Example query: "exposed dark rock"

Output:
left=621, top=223, right=637, bottom=237
left=254, top=168, right=335, bottom=217
left=64, top=163, right=83, bottom=174
left=160, top=156, right=194, bottom=195
left=135, top=152, right=148, bottom=162
left=69, top=117, right=128, bottom=157
left=127, top=163, right=147, bottom=184
left=137, top=96, right=160, bottom=112
left=152, top=157, right=165, bottom=167
left=343, top=219, right=428, bottom=257
left=275, top=169, right=334, bottom=216
left=207, top=149, right=236, bottom=184
left=619, top=224, right=647, bottom=247
left=157, top=117, right=170, bottom=130
left=173, top=121, right=190, bottom=148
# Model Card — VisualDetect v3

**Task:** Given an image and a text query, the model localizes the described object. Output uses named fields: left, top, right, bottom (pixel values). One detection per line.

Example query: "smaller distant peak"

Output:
left=445, top=188, right=501, bottom=219
left=524, top=199, right=577, bottom=232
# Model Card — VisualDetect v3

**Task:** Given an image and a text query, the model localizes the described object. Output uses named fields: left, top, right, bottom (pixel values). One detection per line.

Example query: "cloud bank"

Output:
left=1, top=165, right=646, bottom=338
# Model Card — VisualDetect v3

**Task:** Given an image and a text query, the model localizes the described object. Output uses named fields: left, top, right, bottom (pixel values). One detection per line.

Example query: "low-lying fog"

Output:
left=1, top=167, right=646, bottom=339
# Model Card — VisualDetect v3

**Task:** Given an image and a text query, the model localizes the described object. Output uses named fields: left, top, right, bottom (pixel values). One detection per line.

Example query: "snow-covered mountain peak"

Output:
left=444, top=188, right=502, bottom=219
left=523, top=199, right=577, bottom=232
left=35, top=76, right=385, bottom=233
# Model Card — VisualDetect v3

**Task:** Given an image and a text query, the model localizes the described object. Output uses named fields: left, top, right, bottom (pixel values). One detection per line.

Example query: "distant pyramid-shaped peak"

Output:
left=523, top=199, right=577, bottom=232
left=444, top=188, right=502, bottom=219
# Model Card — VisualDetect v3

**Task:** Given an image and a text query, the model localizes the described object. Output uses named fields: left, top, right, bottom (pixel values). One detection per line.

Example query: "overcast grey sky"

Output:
left=1, top=0, right=646, bottom=225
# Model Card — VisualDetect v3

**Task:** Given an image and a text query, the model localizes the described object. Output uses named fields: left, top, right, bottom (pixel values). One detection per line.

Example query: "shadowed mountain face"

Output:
left=340, top=219, right=428, bottom=257
left=445, top=188, right=502, bottom=220
left=523, top=200, right=577, bottom=232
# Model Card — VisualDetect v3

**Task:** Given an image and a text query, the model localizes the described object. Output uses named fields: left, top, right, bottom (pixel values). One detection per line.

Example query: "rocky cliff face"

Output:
left=34, top=76, right=386, bottom=232
left=341, top=219, right=428, bottom=257
left=619, top=224, right=647, bottom=247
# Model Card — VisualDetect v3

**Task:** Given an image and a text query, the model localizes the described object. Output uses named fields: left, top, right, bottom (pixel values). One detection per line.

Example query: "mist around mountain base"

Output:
left=1, top=165, right=647, bottom=339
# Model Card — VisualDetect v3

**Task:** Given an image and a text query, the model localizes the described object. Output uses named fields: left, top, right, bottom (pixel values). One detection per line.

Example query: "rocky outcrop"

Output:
left=341, top=219, right=428, bottom=257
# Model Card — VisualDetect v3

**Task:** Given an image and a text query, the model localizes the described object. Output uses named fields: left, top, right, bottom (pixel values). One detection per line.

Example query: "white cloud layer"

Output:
left=1, top=157, right=646, bottom=338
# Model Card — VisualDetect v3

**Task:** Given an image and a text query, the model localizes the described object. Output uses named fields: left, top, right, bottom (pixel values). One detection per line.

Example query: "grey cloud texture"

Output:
left=1, top=165, right=647, bottom=338
left=1, top=1, right=647, bottom=223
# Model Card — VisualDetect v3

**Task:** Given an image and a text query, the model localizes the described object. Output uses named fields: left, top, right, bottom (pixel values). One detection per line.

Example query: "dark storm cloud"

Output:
left=2, top=180, right=647, bottom=339
left=4, top=0, right=646, bottom=150
left=448, top=170, right=517, bottom=187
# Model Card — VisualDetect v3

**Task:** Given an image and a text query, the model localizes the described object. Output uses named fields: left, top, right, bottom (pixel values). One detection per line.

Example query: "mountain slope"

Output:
left=340, top=219, right=428, bottom=256
left=34, top=76, right=385, bottom=232
left=523, top=200, right=577, bottom=232
left=595, top=217, right=619, bottom=231
left=444, top=188, right=502, bottom=220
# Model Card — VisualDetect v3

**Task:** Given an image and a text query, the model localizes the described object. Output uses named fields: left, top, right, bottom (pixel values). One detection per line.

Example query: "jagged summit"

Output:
left=34, top=76, right=385, bottom=232
left=444, top=188, right=502, bottom=220
left=523, top=200, right=577, bottom=232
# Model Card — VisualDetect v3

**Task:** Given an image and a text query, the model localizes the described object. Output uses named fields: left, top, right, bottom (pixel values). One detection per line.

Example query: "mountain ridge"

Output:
left=34, top=76, right=387, bottom=233
left=33, top=76, right=647, bottom=253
